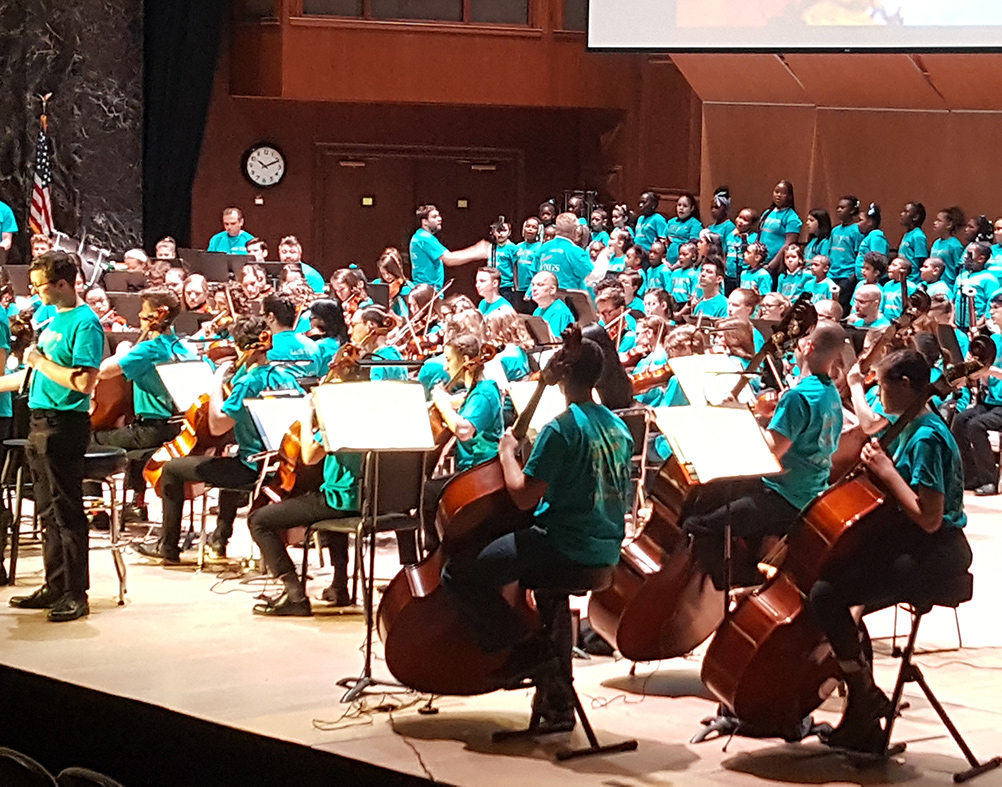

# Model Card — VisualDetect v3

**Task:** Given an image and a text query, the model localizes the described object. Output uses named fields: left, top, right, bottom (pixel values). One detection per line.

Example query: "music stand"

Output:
left=561, top=290, right=597, bottom=325
left=520, top=315, right=555, bottom=345
left=313, top=380, right=435, bottom=703
left=156, top=360, right=216, bottom=413
left=367, top=281, right=390, bottom=309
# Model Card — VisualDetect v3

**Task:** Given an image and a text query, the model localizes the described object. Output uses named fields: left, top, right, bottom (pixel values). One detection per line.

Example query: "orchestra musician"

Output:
left=808, top=349, right=973, bottom=753
left=134, top=317, right=302, bottom=564
left=91, top=288, right=197, bottom=522
left=376, top=247, right=414, bottom=319
left=85, top=287, right=129, bottom=331
left=2, top=251, right=104, bottom=622
left=330, top=268, right=372, bottom=326
left=350, top=306, right=408, bottom=381
left=262, top=293, right=320, bottom=379
left=305, top=298, right=350, bottom=374
left=594, top=286, right=636, bottom=355
left=182, top=273, right=211, bottom=313
left=441, top=331, right=633, bottom=731
left=682, top=321, right=846, bottom=588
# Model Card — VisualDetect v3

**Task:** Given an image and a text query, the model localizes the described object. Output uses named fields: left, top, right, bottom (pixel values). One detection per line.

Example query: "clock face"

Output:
left=244, top=144, right=286, bottom=187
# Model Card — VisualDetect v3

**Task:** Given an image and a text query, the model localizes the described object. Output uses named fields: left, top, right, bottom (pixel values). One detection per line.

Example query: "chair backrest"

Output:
left=0, top=747, right=57, bottom=787
left=57, top=767, right=125, bottom=787
left=612, top=407, right=651, bottom=457
left=366, top=451, right=425, bottom=515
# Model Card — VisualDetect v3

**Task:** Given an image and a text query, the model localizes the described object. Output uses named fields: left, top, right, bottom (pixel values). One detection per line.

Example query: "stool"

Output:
left=492, top=565, right=639, bottom=761
left=1, top=438, right=36, bottom=584
left=83, top=447, right=129, bottom=605
left=879, top=573, right=1000, bottom=782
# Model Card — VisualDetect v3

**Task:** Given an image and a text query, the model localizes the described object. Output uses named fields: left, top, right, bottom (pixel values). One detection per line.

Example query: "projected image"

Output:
left=589, top=0, right=1002, bottom=49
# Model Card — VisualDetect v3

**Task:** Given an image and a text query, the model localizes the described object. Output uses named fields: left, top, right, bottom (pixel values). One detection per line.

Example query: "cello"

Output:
left=143, top=331, right=272, bottom=497
left=587, top=295, right=817, bottom=662
left=376, top=332, right=572, bottom=695
left=699, top=340, right=995, bottom=738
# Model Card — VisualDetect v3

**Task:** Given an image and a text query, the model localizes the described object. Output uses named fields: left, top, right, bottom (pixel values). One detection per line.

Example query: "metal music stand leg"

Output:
left=335, top=452, right=407, bottom=704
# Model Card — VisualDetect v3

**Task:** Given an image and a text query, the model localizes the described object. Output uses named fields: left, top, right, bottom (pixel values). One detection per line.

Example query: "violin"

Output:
left=630, top=364, right=673, bottom=396
left=699, top=339, right=997, bottom=738
left=428, top=344, right=499, bottom=443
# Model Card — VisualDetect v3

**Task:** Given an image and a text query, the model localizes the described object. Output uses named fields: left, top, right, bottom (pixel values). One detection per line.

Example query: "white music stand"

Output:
left=668, top=354, right=757, bottom=408
left=313, top=380, right=436, bottom=703
left=156, top=360, right=215, bottom=413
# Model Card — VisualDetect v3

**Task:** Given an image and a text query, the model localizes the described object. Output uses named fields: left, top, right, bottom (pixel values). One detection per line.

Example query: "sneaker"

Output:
left=974, top=483, right=998, bottom=496
left=48, top=594, right=90, bottom=623
left=207, top=542, right=227, bottom=560
left=9, top=585, right=61, bottom=609
left=133, top=541, right=181, bottom=565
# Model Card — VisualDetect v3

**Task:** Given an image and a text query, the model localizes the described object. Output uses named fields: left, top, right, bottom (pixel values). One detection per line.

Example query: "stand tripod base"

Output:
left=336, top=673, right=409, bottom=704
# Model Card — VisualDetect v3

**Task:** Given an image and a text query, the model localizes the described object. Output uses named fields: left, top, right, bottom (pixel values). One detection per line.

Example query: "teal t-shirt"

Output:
left=759, top=207, right=802, bottom=262
left=880, top=279, right=917, bottom=321
left=803, top=276, right=838, bottom=303
left=708, top=220, right=736, bottom=246
left=899, top=228, right=929, bottom=281
left=455, top=379, right=503, bottom=471
left=804, top=236, right=831, bottom=261
left=222, top=364, right=303, bottom=468
left=313, top=431, right=363, bottom=512
left=513, top=241, right=541, bottom=291
left=740, top=267, right=774, bottom=295
left=0, top=313, right=11, bottom=418
left=887, top=411, right=966, bottom=530
left=761, top=373, right=842, bottom=510
left=855, top=229, right=889, bottom=278
left=931, top=236, right=965, bottom=288
left=523, top=402, right=633, bottom=566
left=207, top=230, right=254, bottom=254
left=664, top=216, right=703, bottom=264
left=479, top=297, right=514, bottom=317
left=692, top=293, right=728, bottom=318
left=314, top=336, right=341, bottom=378
left=646, top=263, right=673, bottom=292
left=725, top=230, right=757, bottom=279
left=634, top=212, right=669, bottom=251
left=369, top=345, right=408, bottom=381
left=669, top=267, right=697, bottom=304
left=0, top=199, right=17, bottom=235
left=492, top=241, right=519, bottom=289
left=778, top=269, right=810, bottom=300
left=849, top=314, right=892, bottom=329
left=828, top=223, right=863, bottom=280
left=534, top=299, right=575, bottom=339
left=921, top=280, right=953, bottom=300
left=536, top=237, right=593, bottom=291
left=418, top=354, right=449, bottom=397
left=982, top=334, right=1002, bottom=406
left=953, top=270, right=997, bottom=329
left=302, top=263, right=326, bottom=293
left=268, top=329, right=320, bottom=378
left=409, top=228, right=449, bottom=288
left=498, top=344, right=531, bottom=382
left=29, top=304, right=104, bottom=412
left=117, top=331, right=198, bottom=419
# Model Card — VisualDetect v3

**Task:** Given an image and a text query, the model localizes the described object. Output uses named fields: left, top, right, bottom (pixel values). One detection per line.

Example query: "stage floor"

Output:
left=3, top=494, right=1002, bottom=786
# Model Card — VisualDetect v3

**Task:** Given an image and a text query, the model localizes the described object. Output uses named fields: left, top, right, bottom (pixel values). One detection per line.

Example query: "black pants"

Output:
left=833, top=274, right=857, bottom=315
left=809, top=515, right=972, bottom=662
left=159, top=455, right=258, bottom=555
left=682, top=477, right=799, bottom=589
left=247, top=491, right=354, bottom=580
left=951, top=402, right=1002, bottom=488
left=92, top=418, right=180, bottom=497
left=26, top=410, right=91, bottom=598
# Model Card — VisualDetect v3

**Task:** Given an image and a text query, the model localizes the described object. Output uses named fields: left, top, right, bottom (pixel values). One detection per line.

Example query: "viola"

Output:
left=377, top=329, right=575, bottom=695
left=698, top=340, right=995, bottom=737
left=630, top=364, right=673, bottom=396
left=428, top=344, right=499, bottom=444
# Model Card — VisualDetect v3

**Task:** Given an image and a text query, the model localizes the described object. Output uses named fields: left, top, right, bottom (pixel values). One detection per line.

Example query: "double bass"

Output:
left=376, top=333, right=573, bottom=695
left=587, top=295, right=818, bottom=662
left=699, top=339, right=996, bottom=738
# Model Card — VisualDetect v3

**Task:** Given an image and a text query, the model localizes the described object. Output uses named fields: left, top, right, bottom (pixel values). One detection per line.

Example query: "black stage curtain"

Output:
left=143, top=0, right=229, bottom=247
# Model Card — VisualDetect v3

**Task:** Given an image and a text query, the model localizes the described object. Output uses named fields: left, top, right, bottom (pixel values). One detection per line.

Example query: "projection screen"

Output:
left=588, top=1, right=1002, bottom=52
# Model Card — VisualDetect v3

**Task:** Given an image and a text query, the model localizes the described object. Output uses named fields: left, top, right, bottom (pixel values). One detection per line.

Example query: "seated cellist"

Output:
left=682, top=321, right=845, bottom=588
left=442, top=331, right=633, bottom=732
left=808, top=349, right=972, bottom=753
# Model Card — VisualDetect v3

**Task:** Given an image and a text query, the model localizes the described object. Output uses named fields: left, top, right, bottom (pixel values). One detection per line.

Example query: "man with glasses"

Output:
left=0, top=251, right=104, bottom=621
left=91, top=288, right=196, bottom=522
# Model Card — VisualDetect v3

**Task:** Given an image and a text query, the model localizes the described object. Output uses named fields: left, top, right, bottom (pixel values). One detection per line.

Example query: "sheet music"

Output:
left=653, top=405, right=781, bottom=483
left=668, top=353, right=757, bottom=407
left=506, top=382, right=601, bottom=436
left=156, top=360, right=216, bottom=413
left=482, top=356, right=510, bottom=392
left=244, top=396, right=312, bottom=452
left=312, top=380, right=435, bottom=452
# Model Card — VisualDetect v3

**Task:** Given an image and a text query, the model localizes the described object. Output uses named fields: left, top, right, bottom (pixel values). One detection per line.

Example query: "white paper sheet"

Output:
left=312, top=380, right=436, bottom=452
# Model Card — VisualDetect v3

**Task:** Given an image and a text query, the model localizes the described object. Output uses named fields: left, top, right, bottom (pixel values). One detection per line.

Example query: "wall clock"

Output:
left=242, top=143, right=286, bottom=188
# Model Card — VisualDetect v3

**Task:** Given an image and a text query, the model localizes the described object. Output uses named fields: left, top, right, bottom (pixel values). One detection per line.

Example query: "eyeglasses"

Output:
left=138, top=313, right=157, bottom=321
left=28, top=280, right=52, bottom=294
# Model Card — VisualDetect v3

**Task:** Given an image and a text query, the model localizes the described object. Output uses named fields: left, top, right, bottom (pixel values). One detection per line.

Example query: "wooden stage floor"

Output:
left=2, top=493, right=1002, bottom=786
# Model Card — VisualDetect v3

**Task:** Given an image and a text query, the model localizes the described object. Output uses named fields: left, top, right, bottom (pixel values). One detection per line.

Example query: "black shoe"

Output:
left=207, top=541, right=227, bottom=560
left=531, top=688, right=576, bottom=733
left=48, top=595, right=90, bottom=622
left=502, top=634, right=560, bottom=688
left=974, top=483, right=998, bottom=496
left=9, top=585, right=61, bottom=609
left=321, top=584, right=352, bottom=607
left=133, top=541, right=181, bottom=565
left=822, top=717, right=886, bottom=755
left=89, top=511, right=111, bottom=531
left=122, top=504, right=149, bottom=523
left=253, top=591, right=312, bottom=617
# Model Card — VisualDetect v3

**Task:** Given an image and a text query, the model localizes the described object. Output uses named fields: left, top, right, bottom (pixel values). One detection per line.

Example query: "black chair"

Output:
left=300, top=451, right=424, bottom=604
left=82, top=447, right=129, bottom=605
left=876, top=573, right=1001, bottom=782
left=56, top=767, right=124, bottom=787
left=493, top=566, right=639, bottom=761
left=2, top=438, right=36, bottom=584
left=0, top=746, right=57, bottom=787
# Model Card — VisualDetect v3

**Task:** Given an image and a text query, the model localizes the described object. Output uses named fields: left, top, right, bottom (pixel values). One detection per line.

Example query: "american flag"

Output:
left=29, top=113, right=54, bottom=237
